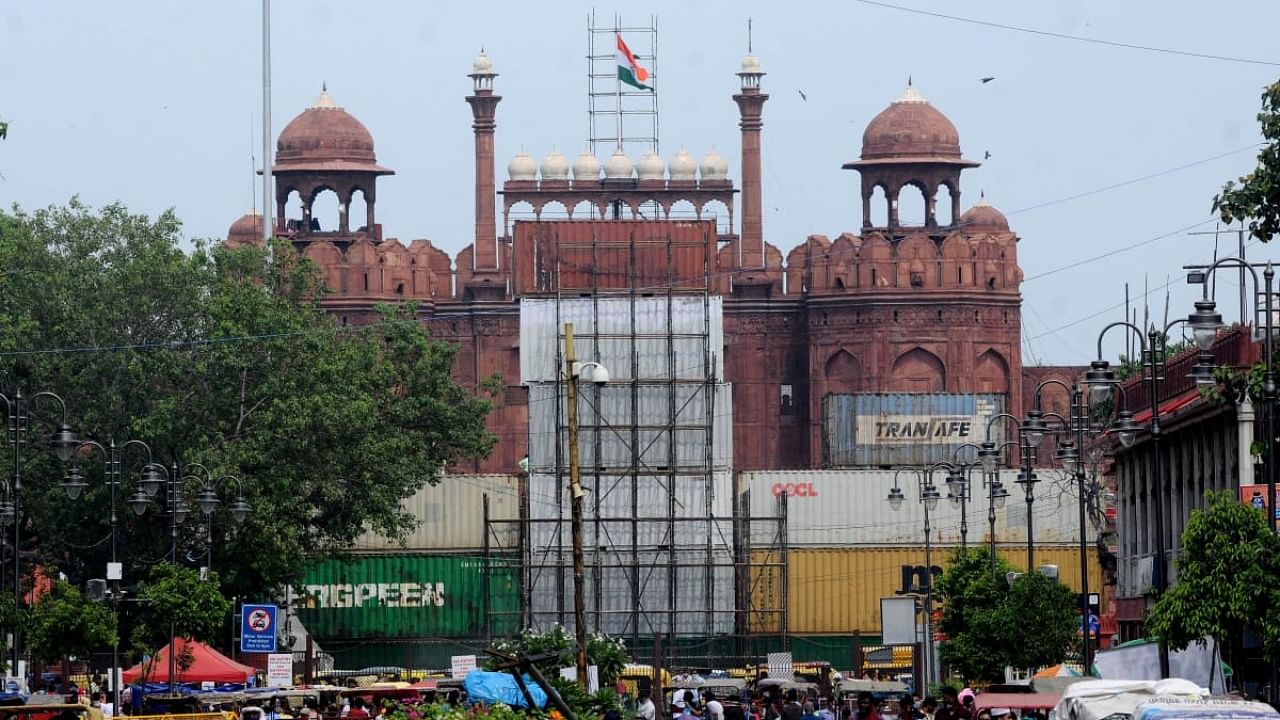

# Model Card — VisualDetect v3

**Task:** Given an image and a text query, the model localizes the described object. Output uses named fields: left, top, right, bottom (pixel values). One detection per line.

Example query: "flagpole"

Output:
left=615, top=15, right=623, bottom=151
left=261, top=0, right=273, bottom=249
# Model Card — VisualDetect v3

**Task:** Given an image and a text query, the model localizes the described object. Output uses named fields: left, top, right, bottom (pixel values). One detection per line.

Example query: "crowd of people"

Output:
left=632, top=684, right=1036, bottom=720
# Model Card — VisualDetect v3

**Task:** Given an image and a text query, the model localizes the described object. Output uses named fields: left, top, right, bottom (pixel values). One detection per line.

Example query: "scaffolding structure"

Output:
left=488, top=221, right=786, bottom=666
left=587, top=12, right=659, bottom=156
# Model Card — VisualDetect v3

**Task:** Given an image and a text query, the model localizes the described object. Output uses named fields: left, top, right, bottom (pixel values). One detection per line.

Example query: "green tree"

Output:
left=0, top=200, right=497, bottom=598
left=997, top=571, right=1079, bottom=670
left=1215, top=80, right=1280, bottom=242
left=25, top=579, right=117, bottom=666
left=132, top=562, right=232, bottom=650
left=936, top=547, right=1080, bottom=681
left=1146, top=491, right=1280, bottom=672
left=935, top=547, right=1014, bottom=682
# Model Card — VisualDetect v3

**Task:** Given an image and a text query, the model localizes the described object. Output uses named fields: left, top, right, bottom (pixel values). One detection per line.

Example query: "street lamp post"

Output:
left=61, top=438, right=163, bottom=712
left=563, top=323, right=610, bottom=689
left=0, top=390, right=78, bottom=681
left=1183, top=257, right=1277, bottom=702
left=982, top=413, right=1040, bottom=572
left=1084, top=321, right=1171, bottom=678
left=887, top=467, right=942, bottom=689
left=977, top=441, right=1013, bottom=577
left=943, top=454, right=971, bottom=551
left=128, top=461, right=249, bottom=694
left=1027, top=378, right=1103, bottom=675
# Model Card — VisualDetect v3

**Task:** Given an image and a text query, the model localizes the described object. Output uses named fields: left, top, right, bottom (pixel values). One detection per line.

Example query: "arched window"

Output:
left=310, top=188, right=340, bottom=233
left=897, top=184, right=927, bottom=227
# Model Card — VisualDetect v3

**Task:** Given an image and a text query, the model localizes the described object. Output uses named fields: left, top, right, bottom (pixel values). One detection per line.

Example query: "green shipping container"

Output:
left=297, top=554, right=520, bottom=640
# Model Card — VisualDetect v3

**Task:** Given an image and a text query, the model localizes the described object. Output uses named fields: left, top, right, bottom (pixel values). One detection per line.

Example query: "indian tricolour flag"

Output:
left=616, top=34, right=652, bottom=90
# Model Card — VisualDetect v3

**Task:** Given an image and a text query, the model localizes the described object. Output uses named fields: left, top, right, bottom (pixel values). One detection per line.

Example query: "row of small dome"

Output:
left=508, top=148, right=730, bottom=183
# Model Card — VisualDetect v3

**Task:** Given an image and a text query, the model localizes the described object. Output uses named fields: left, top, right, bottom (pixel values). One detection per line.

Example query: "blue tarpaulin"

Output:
left=463, top=671, right=547, bottom=709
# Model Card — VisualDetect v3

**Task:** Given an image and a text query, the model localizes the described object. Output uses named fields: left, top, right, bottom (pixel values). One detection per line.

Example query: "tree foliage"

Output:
left=936, top=547, right=1013, bottom=682
left=998, top=571, right=1079, bottom=670
left=1146, top=491, right=1280, bottom=669
left=1215, top=81, right=1280, bottom=242
left=0, top=200, right=497, bottom=598
left=132, top=562, right=231, bottom=652
left=936, top=547, right=1078, bottom=682
left=25, top=579, right=117, bottom=665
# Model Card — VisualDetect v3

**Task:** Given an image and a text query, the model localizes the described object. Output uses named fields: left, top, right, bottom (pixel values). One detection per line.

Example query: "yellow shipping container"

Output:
left=750, top=545, right=1102, bottom=635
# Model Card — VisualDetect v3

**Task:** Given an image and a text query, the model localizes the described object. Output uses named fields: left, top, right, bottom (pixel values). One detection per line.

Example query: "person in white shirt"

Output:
left=706, top=699, right=725, bottom=720
left=636, top=694, right=656, bottom=720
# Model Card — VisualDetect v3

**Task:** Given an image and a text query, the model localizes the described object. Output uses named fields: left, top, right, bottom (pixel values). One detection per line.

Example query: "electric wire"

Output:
left=851, top=0, right=1280, bottom=67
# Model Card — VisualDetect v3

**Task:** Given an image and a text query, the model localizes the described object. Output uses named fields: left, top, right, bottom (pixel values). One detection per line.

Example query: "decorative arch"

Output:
left=378, top=241, right=412, bottom=297
left=346, top=238, right=381, bottom=295
left=861, top=233, right=892, bottom=288
left=935, top=181, right=955, bottom=227
left=891, top=347, right=946, bottom=392
left=940, top=233, right=972, bottom=287
left=536, top=199, right=567, bottom=221
left=829, top=234, right=860, bottom=291
left=895, top=233, right=936, bottom=288
left=896, top=181, right=928, bottom=227
left=303, top=240, right=344, bottom=293
left=867, top=182, right=890, bottom=228
left=974, top=349, right=1010, bottom=395
left=825, top=349, right=863, bottom=395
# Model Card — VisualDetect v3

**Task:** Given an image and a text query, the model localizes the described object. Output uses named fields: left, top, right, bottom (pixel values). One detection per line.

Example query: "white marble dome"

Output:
left=668, top=149, right=697, bottom=180
left=603, top=148, right=634, bottom=179
left=636, top=150, right=665, bottom=181
left=740, top=53, right=763, bottom=74
left=540, top=150, right=569, bottom=180
left=472, top=51, right=494, bottom=75
left=508, top=152, right=537, bottom=181
left=700, top=150, right=729, bottom=181
left=571, top=151, right=601, bottom=182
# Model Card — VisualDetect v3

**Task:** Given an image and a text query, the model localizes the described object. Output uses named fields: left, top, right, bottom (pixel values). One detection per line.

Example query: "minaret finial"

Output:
left=908, top=75, right=912, bottom=86
left=748, top=17, right=753, bottom=53
left=322, top=80, right=327, bottom=92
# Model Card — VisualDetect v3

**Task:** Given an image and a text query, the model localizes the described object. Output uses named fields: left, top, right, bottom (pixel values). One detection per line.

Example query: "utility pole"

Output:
left=564, top=323, right=589, bottom=688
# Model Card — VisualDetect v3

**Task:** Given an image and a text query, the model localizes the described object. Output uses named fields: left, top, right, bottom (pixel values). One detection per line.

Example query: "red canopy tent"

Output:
left=122, top=638, right=256, bottom=684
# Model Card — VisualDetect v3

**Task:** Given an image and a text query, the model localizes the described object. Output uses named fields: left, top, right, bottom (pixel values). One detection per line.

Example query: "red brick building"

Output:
left=227, top=52, right=1027, bottom=475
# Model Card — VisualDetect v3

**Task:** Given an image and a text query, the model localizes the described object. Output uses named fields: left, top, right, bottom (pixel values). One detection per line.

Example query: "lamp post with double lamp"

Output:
left=1182, top=257, right=1277, bottom=702
left=981, top=412, right=1041, bottom=572
left=1083, top=320, right=1179, bottom=679
left=128, top=461, right=249, bottom=694
left=887, top=466, right=942, bottom=689
left=562, top=322, right=610, bottom=689
left=974, top=441, right=1014, bottom=576
left=60, top=438, right=165, bottom=712
left=181, top=463, right=251, bottom=572
left=944, top=448, right=977, bottom=551
left=0, top=390, right=79, bottom=681
left=1025, top=378, right=1106, bottom=675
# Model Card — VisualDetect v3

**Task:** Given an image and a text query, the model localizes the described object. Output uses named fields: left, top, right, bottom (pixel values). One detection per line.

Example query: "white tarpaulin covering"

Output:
left=1054, top=679, right=1206, bottom=720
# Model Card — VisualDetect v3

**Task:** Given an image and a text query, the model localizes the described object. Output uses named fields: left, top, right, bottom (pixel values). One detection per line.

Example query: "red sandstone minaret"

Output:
left=466, top=51, right=502, bottom=277
left=733, top=50, right=768, bottom=270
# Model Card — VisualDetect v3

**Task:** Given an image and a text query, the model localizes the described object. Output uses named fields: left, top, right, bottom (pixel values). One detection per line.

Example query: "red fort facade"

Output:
left=226, top=52, right=1049, bottom=474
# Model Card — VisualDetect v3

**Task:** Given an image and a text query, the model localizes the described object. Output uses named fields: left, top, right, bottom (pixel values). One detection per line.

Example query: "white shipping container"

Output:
left=351, top=474, right=522, bottom=552
left=739, top=468, right=1084, bottom=547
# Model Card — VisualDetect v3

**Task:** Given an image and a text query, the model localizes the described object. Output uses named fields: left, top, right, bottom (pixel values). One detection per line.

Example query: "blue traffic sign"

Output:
left=241, top=603, right=278, bottom=653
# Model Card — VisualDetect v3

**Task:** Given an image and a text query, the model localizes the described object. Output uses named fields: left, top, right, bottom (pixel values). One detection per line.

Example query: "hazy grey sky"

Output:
left=3, top=1, right=1279, bottom=365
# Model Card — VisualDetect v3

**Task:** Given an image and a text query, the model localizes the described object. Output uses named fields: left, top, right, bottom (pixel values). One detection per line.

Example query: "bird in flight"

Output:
left=981, top=77, right=995, bottom=84
left=984, top=151, right=992, bottom=159
left=798, top=89, right=808, bottom=101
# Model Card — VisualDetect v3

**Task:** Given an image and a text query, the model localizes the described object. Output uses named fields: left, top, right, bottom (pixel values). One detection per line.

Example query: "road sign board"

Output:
left=241, top=603, right=278, bottom=653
